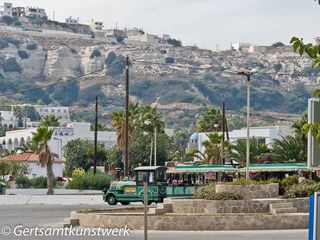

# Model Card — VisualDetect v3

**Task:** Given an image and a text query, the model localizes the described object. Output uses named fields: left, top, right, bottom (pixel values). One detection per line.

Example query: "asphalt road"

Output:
left=0, top=205, right=308, bottom=240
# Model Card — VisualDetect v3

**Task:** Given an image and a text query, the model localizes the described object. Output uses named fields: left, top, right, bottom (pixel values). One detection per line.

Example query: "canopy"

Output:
left=239, top=163, right=308, bottom=172
left=167, top=165, right=238, bottom=173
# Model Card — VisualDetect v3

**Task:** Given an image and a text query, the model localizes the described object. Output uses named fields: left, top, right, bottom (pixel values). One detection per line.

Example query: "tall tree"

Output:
left=39, top=115, right=60, bottom=127
left=227, top=139, right=269, bottom=166
left=197, top=107, right=222, bottom=132
left=271, top=136, right=306, bottom=163
left=31, top=127, right=57, bottom=195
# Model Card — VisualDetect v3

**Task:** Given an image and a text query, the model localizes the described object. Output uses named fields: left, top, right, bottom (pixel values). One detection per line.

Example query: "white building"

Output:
left=65, top=16, right=79, bottom=25
left=0, top=122, right=117, bottom=159
left=0, top=110, right=18, bottom=129
left=128, top=33, right=159, bottom=44
left=34, top=106, right=70, bottom=122
left=0, top=2, right=13, bottom=17
left=12, top=6, right=25, bottom=18
left=189, top=126, right=293, bottom=155
left=25, top=6, right=46, bottom=19
left=89, top=19, right=104, bottom=31
left=231, top=43, right=251, bottom=51
left=0, top=152, right=64, bottom=178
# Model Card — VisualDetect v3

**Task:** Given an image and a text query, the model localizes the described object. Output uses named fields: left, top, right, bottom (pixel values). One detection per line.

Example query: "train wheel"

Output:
left=120, top=202, right=130, bottom=205
left=107, top=194, right=117, bottom=205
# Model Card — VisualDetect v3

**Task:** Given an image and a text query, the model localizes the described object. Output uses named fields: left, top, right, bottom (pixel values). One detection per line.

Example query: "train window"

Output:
left=157, top=170, right=166, bottom=182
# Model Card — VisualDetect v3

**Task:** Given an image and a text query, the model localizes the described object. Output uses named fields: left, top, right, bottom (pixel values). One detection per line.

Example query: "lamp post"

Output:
left=236, top=69, right=258, bottom=180
left=144, top=120, right=157, bottom=166
left=143, top=131, right=153, bottom=166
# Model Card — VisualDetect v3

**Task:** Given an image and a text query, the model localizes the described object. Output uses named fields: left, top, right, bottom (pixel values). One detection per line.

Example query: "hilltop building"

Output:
left=25, top=6, right=46, bottom=19
left=89, top=19, right=104, bottom=31
left=0, top=2, right=12, bottom=17
left=65, top=16, right=79, bottom=25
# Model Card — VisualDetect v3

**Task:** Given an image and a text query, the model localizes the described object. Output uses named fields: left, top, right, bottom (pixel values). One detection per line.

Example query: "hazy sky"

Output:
left=6, top=0, right=320, bottom=49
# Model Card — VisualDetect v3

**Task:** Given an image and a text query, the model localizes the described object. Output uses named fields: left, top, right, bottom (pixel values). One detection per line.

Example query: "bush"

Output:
left=284, top=182, right=320, bottom=199
left=26, top=43, right=37, bottom=51
left=195, top=184, right=243, bottom=200
left=30, top=176, right=47, bottom=188
left=269, top=175, right=298, bottom=195
left=223, top=178, right=270, bottom=185
left=2, top=57, right=22, bottom=72
left=18, top=50, right=29, bottom=59
left=15, top=175, right=31, bottom=189
left=0, top=38, right=9, bottom=49
left=90, top=49, right=101, bottom=59
left=165, top=57, right=175, bottom=64
left=66, top=170, right=113, bottom=190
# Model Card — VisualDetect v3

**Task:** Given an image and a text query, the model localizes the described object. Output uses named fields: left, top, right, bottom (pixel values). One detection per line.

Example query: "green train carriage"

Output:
left=103, top=166, right=200, bottom=205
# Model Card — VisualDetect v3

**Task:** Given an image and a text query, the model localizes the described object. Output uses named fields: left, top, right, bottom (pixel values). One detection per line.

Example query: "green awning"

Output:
left=240, top=163, right=308, bottom=172
left=167, top=165, right=238, bottom=173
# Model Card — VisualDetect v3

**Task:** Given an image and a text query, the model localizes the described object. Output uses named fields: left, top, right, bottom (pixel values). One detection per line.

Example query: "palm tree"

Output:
left=197, top=107, right=222, bottom=132
left=227, top=139, right=269, bottom=166
left=271, top=136, right=306, bottom=163
left=31, top=127, right=57, bottom=195
left=111, top=102, right=140, bottom=148
left=39, top=115, right=60, bottom=127
left=192, top=133, right=226, bottom=165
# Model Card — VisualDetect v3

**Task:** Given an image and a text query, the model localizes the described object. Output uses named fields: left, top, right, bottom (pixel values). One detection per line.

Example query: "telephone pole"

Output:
left=222, top=101, right=225, bottom=165
left=93, top=95, right=98, bottom=174
left=124, top=56, right=130, bottom=177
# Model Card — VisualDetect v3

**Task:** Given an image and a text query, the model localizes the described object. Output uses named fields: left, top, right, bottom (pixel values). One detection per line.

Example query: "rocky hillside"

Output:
left=0, top=27, right=315, bottom=127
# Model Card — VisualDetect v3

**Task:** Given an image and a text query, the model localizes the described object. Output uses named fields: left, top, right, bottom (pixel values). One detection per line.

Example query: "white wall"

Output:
left=27, top=162, right=64, bottom=178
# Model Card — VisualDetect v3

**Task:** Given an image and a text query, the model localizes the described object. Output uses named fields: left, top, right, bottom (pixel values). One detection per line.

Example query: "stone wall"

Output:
left=215, top=183, right=279, bottom=199
left=72, top=212, right=308, bottom=230
left=167, top=198, right=309, bottom=214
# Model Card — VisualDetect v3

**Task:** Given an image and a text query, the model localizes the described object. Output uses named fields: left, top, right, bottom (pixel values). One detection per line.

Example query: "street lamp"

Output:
left=144, top=120, right=157, bottom=166
left=236, top=68, right=258, bottom=180
left=143, top=131, right=153, bottom=166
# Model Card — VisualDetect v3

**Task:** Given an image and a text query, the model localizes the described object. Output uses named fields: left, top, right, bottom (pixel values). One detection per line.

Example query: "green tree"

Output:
left=31, top=127, right=57, bottom=195
left=227, top=139, right=269, bottom=166
left=290, top=1, right=320, bottom=142
left=271, top=136, right=306, bottom=163
left=39, top=115, right=60, bottom=127
left=106, top=146, right=123, bottom=168
left=63, top=139, right=92, bottom=176
left=197, top=107, right=222, bottom=132
left=0, top=161, right=29, bottom=180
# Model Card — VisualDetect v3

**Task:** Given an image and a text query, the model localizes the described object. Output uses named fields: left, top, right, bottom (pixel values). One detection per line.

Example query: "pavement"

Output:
left=0, top=204, right=309, bottom=240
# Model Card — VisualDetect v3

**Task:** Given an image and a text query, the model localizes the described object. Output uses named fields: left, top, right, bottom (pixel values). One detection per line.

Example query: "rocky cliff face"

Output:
left=0, top=27, right=315, bottom=126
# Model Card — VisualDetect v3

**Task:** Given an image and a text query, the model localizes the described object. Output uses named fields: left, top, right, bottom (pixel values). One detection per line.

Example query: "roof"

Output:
left=189, top=132, right=198, bottom=141
left=0, top=153, right=65, bottom=164
left=167, top=165, right=238, bottom=173
left=240, top=163, right=308, bottom=172
left=134, top=166, right=167, bottom=171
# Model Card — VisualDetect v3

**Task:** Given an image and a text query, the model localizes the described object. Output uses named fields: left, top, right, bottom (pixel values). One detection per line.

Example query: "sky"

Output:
left=5, top=0, right=320, bottom=50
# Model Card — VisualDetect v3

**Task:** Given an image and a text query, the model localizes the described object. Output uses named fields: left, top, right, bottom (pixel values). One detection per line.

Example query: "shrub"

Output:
left=18, top=50, right=29, bottom=59
left=223, top=178, right=270, bottom=185
left=2, top=57, right=22, bottom=72
left=30, top=176, right=47, bottom=188
left=66, top=170, right=113, bottom=190
left=0, top=38, right=8, bottom=49
left=165, top=57, right=175, bottom=64
left=284, top=183, right=320, bottom=199
left=195, top=184, right=243, bottom=200
left=72, top=168, right=85, bottom=178
left=90, top=49, right=101, bottom=59
left=15, top=175, right=31, bottom=189
left=269, top=175, right=298, bottom=195
left=26, top=43, right=37, bottom=51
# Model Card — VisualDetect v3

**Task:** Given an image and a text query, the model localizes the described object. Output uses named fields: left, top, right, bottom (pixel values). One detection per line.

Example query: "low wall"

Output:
left=168, top=198, right=309, bottom=214
left=215, top=183, right=279, bottom=199
left=72, top=212, right=308, bottom=230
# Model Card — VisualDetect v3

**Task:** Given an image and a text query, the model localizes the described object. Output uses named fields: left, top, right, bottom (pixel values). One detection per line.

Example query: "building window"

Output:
left=51, top=109, right=55, bottom=113
left=63, top=110, right=67, bottom=113
left=44, top=109, right=48, bottom=113
left=57, top=109, right=61, bottom=113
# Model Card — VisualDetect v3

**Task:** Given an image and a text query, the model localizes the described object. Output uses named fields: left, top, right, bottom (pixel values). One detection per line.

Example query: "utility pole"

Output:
left=93, top=95, right=98, bottom=175
left=124, top=56, right=129, bottom=177
left=222, top=101, right=225, bottom=165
